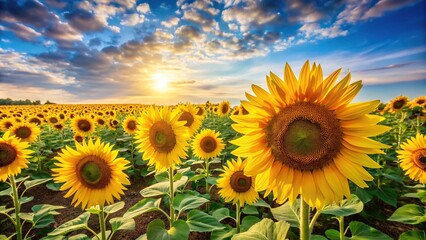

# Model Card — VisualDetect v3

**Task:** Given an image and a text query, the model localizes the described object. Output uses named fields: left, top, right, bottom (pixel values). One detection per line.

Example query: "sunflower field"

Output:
left=0, top=61, right=425, bottom=240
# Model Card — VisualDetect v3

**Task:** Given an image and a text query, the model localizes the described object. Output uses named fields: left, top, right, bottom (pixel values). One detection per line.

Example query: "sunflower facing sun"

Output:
left=0, top=131, right=33, bottom=182
left=192, top=129, right=225, bottom=160
left=177, top=103, right=203, bottom=136
left=123, top=115, right=138, bottom=135
left=52, top=139, right=130, bottom=209
left=231, top=61, right=390, bottom=208
left=134, top=106, right=189, bottom=172
left=9, top=122, right=41, bottom=143
left=72, top=116, right=95, bottom=136
left=217, top=157, right=259, bottom=206
left=397, top=134, right=426, bottom=184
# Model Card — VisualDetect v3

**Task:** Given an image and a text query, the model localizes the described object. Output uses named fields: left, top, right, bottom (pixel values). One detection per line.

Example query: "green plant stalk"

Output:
left=10, top=175, right=22, bottom=240
left=99, top=207, right=107, bottom=240
left=300, top=198, right=310, bottom=240
left=169, top=167, right=175, bottom=224
left=309, top=209, right=321, bottom=234
left=236, top=201, right=241, bottom=233
left=338, top=216, right=345, bottom=240
left=205, top=158, right=210, bottom=212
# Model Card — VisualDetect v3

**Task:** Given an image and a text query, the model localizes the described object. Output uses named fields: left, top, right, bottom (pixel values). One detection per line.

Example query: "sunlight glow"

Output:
left=152, top=73, right=170, bottom=91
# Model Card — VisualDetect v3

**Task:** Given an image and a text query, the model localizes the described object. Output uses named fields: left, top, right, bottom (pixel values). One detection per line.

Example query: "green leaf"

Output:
left=348, top=221, right=392, bottom=239
left=32, top=204, right=64, bottom=228
left=417, top=190, right=426, bottom=204
left=251, top=199, right=271, bottom=208
left=321, top=195, right=363, bottom=217
left=19, top=212, right=34, bottom=222
left=373, top=187, right=397, bottom=207
left=212, top=208, right=230, bottom=222
left=399, top=230, right=426, bottom=240
left=140, top=176, right=188, bottom=197
left=24, top=178, right=52, bottom=190
left=110, top=217, right=135, bottom=232
left=186, top=210, right=225, bottom=232
left=232, top=218, right=290, bottom=240
left=311, top=235, right=328, bottom=240
left=48, top=212, right=90, bottom=236
left=241, top=216, right=260, bottom=232
left=68, top=234, right=90, bottom=240
left=146, top=219, right=189, bottom=240
left=242, top=205, right=259, bottom=215
left=124, top=198, right=161, bottom=219
left=45, top=182, right=62, bottom=191
left=355, top=188, right=373, bottom=204
left=104, top=201, right=125, bottom=214
left=388, top=204, right=426, bottom=224
left=86, top=206, right=102, bottom=215
left=325, top=229, right=340, bottom=240
left=211, top=225, right=237, bottom=240
left=188, top=174, right=205, bottom=183
left=19, top=196, right=34, bottom=205
left=172, top=194, right=209, bottom=213
left=270, top=199, right=299, bottom=227
left=0, top=187, right=12, bottom=196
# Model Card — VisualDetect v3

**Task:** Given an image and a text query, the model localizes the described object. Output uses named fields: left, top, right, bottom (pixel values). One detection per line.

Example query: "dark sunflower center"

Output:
left=230, top=171, right=252, bottom=193
left=78, top=120, right=91, bottom=132
left=413, top=149, right=426, bottom=171
left=393, top=100, right=405, bottom=109
left=127, top=120, right=137, bottom=130
left=54, top=124, right=64, bottom=130
left=0, top=143, right=17, bottom=167
left=76, top=155, right=111, bottom=189
left=50, top=117, right=58, bottom=123
left=221, top=104, right=229, bottom=114
left=266, top=102, right=343, bottom=171
left=75, top=135, right=83, bottom=142
left=178, top=111, right=194, bottom=127
left=29, top=118, right=41, bottom=125
left=417, top=100, right=425, bottom=104
left=149, top=121, right=176, bottom=153
left=5, top=122, right=13, bottom=129
left=15, top=126, right=32, bottom=139
left=98, top=119, right=105, bottom=125
left=200, top=136, right=217, bottom=153
left=196, top=107, right=203, bottom=116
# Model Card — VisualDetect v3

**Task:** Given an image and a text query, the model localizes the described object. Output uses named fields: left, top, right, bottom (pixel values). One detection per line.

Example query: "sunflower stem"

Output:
left=10, top=175, right=22, bottom=240
left=99, top=207, right=107, bottom=240
left=205, top=159, right=210, bottom=212
left=236, top=201, right=241, bottom=233
left=309, top=209, right=321, bottom=234
left=300, top=198, right=310, bottom=240
left=169, top=167, right=175, bottom=224
left=338, top=216, right=345, bottom=240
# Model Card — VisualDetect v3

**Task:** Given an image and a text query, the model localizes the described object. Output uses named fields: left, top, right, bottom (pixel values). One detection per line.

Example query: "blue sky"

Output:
left=0, top=0, right=425, bottom=105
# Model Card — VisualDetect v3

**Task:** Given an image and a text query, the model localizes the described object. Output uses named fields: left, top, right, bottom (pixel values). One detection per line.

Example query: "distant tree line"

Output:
left=0, top=98, right=55, bottom=105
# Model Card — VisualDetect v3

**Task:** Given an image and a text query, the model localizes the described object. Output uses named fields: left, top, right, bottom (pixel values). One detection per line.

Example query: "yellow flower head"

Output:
left=388, top=95, right=409, bottom=113
left=217, top=157, right=259, bottom=206
left=218, top=101, right=231, bottom=116
left=72, top=116, right=95, bottom=136
left=0, top=131, right=33, bottom=181
left=123, top=115, right=138, bottom=135
left=397, top=134, right=426, bottom=184
left=135, top=106, right=189, bottom=172
left=230, top=61, right=390, bottom=208
left=9, top=122, right=41, bottom=143
left=52, top=139, right=130, bottom=209
left=176, top=103, right=203, bottom=136
left=192, top=129, right=225, bottom=160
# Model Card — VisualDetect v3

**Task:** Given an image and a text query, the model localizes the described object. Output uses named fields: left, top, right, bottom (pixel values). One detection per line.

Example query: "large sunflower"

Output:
left=72, top=116, right=95, bottom=136
left=0, top=131, right=32, bottom=181
left=177, top=103, right=203, bottom=136
left=388, top=96, right=409, bottom=113
left=397, top=134, right=426, bottom=184
left=217, top=157, right=259, bottom=206
left=411, top=96, right=426, bottom=108
left=52, top=139, right=130, bottom=209
left=231, top=61, right=390, bottom=208
left=9, top=122, right=41, bottom=143
left=192, top=129, right=225, bottom=160
left=135, top=106, right=189, bottom=172
left=123, top=115, right=138, bottom=135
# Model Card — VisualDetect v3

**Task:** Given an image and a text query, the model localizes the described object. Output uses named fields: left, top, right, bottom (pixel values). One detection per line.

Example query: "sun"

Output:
left=153, top=73, right=170, bottom=91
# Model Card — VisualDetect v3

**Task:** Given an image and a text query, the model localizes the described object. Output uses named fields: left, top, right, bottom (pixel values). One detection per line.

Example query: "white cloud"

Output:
left=108, top=25, right=121, bottom=33
left=228, top=23, right=238, bottom=31
left=161, top=17, right=180, bottom=28
left=136, top=3, right=150, bottom=14
left=120, top=13, right=145, bottom=26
